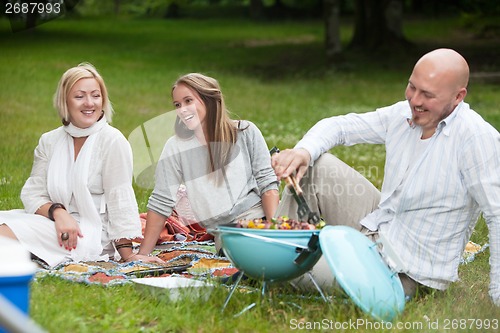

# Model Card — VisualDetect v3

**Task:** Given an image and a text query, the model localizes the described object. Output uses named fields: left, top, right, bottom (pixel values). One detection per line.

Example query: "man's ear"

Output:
left=455, top=87, right=467, bottom=104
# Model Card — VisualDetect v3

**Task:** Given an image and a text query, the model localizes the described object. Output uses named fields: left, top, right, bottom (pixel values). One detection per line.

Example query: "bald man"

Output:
left=272, top=49, right=500, bottom=306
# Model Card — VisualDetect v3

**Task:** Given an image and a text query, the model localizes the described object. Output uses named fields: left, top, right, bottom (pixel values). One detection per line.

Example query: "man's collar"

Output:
left=439, top=102, right=462, bottom=136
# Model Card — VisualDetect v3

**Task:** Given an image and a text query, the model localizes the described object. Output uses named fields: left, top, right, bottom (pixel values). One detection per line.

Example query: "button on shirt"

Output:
left=296, top=101, right=500, bottom=303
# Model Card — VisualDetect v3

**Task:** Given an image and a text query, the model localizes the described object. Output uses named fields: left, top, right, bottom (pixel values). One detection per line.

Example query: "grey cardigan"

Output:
left=147, top=120, right=278, bottom=227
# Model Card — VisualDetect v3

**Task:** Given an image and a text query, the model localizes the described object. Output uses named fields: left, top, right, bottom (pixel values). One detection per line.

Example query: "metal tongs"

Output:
left=270, top=147, right=321, bottom=225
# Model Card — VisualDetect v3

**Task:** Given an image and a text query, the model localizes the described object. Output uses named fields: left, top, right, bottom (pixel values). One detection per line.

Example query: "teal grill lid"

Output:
left=319, top=225, right=406, bottom=321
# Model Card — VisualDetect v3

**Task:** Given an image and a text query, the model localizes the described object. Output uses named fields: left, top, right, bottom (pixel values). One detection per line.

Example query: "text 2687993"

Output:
left=5, top=2, right=61, bottom=15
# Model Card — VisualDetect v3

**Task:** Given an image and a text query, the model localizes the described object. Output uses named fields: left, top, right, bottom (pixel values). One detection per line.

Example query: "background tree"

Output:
left=114, top=0, right=121, bottom=15
left=348, top=0, right=409, bottom=52
left=324, top=0, right=342, bottom=61
left=249, top=0, right=264, bottom=19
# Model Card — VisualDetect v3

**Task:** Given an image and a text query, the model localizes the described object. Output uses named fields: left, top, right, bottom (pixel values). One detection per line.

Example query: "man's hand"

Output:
left=271, top=148, right=311, bottom=183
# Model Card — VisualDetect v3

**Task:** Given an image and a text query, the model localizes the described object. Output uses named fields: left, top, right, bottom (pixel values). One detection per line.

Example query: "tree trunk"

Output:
left=114, top=0, right=121, bottom=16
left=249, top=0, right=264, bottom=19
left=25, top=0, right=47, bottom=30
left=324, top=0, right=342, bottom=61
left=26, top=12, right=37, bottom=30
left=349, top=0, right=410, bottom=52
left=385, top=0, right=403, bottom=38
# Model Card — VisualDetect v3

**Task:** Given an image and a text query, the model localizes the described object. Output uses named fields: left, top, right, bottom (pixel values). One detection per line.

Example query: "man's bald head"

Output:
left=413, top=48, right=469, bottom=91
left=405, top=48, right=470, bottom=138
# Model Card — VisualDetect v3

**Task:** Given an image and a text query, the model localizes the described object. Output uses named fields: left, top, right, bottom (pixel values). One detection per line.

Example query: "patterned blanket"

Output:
left=34, top=240, right=488, bottom=286
left=35, top=241, right=238, bottom=285
left=461, top=241, right=489, bottom=264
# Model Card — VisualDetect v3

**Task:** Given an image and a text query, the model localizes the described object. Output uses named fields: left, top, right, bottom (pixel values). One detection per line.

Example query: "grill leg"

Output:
left=221, top=270, right=245, bottom=313
left=306, top=271, right=329, bottom=303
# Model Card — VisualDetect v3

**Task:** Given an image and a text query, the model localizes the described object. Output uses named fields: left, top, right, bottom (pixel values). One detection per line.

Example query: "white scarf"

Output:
left=47, top=117, right=108, bottom=262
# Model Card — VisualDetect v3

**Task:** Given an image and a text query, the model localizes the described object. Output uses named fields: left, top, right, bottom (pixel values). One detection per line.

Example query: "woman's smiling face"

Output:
left=172, top=83, right=207, bottom=134
left=67, top=78, right=103, bottom=129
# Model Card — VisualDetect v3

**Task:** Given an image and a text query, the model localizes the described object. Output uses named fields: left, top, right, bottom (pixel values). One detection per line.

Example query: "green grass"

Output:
left=1, top=15, right=499, bottom=332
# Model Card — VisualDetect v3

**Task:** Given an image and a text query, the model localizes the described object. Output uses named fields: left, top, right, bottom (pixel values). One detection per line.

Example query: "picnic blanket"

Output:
left=460, top=241, right=489, bottom=264
left=34, top=240, right=488, bottom=286
left=35, top=241, right=237, bottom=286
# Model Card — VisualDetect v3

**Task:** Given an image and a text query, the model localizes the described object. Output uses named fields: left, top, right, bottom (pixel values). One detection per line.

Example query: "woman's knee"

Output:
left=0, top=224, right=18, bottom=240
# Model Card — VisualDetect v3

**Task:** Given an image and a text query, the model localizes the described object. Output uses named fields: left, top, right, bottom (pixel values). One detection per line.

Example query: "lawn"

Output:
left=0, top=14, right=499, bottom=332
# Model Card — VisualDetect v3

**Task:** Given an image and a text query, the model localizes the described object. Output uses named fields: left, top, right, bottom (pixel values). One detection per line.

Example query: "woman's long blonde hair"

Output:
left=173, top=73, right=238, bottom=183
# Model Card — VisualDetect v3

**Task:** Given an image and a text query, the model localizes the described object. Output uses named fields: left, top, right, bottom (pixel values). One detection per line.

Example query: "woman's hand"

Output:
left=126, top=253, right=165, bottom=264
left=53, top=209, right=83, bottom=251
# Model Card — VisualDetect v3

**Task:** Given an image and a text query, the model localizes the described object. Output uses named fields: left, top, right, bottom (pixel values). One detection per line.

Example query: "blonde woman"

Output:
left=0, top=63, right=142, bottom=267
left=134, top=73, right=279, bottom=261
